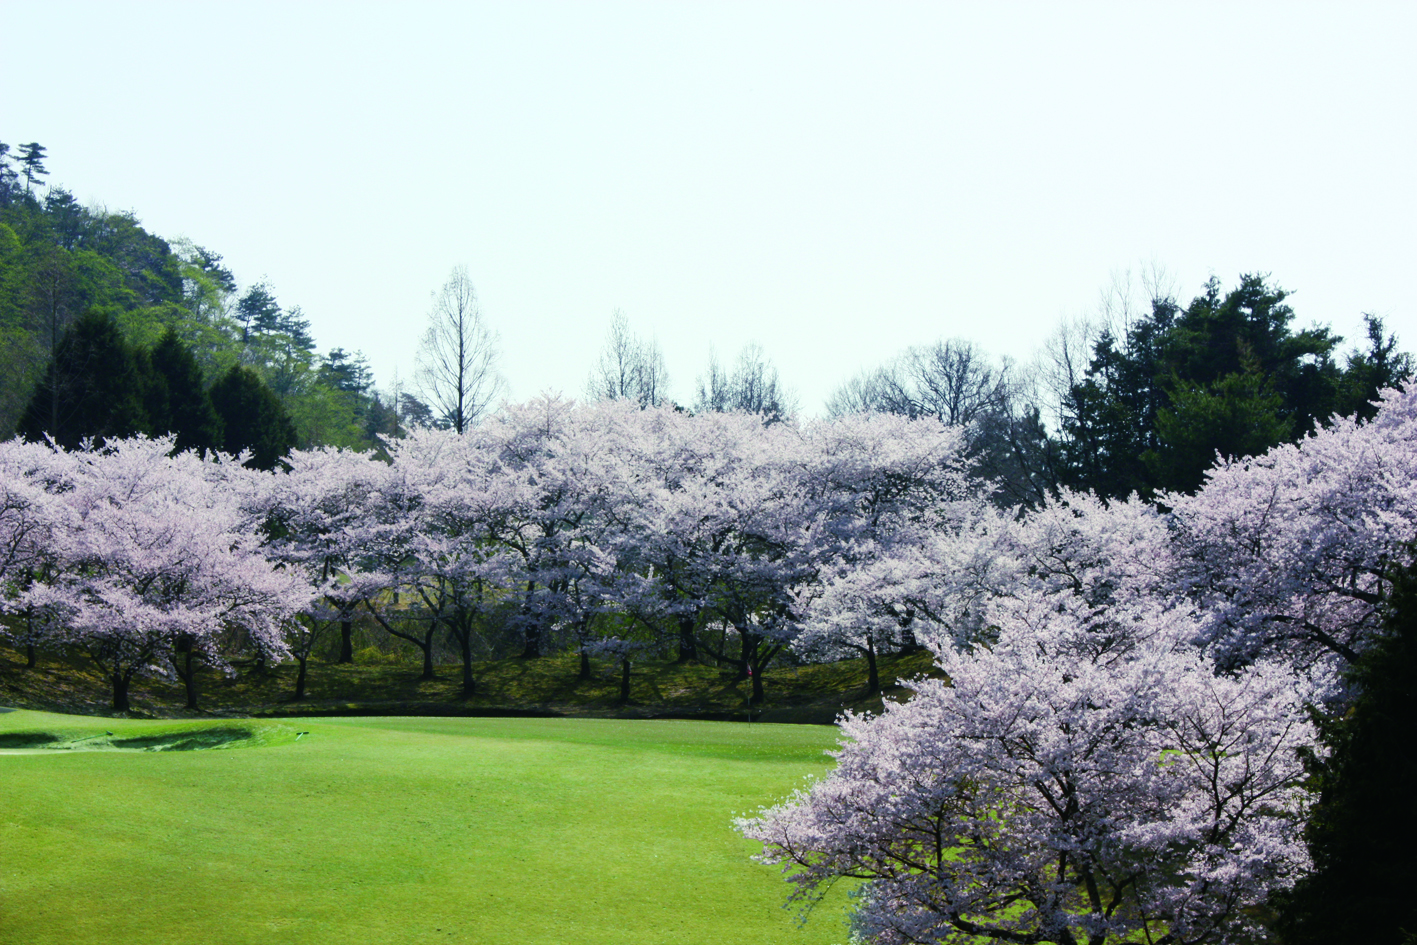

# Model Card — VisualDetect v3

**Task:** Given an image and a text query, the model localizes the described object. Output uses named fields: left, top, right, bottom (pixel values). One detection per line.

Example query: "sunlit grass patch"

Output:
left=0, top=710, right=851, bottom=945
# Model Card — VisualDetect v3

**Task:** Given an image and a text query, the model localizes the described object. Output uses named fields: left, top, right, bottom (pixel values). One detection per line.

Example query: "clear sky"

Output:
left=6, top=2, right=1414, bottom=414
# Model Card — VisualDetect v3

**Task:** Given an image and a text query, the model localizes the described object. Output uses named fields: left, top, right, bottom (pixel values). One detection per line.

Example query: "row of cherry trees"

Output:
left=259, top=397, right=981, bottom=701
left=739, top=387, right=1417, bottom=944
left=0, top=398, right=980, bottom=708
left=0, top=437, right=306, bottom=710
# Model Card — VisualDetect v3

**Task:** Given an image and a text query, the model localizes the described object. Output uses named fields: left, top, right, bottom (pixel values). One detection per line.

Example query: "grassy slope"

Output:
left=0, top=644, right=941, bottom=722
left=0, top=710, right=853, bottom=945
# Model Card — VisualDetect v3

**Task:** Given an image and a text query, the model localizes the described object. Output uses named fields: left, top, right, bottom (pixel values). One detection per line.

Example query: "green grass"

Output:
left=0, top=709, right=854, bottom=945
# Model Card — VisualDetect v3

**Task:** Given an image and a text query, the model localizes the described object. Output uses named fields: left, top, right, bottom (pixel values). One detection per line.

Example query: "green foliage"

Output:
left=1149, top=360, right=1292, bottom=493
left=18, top=308, right=150, bottom=448
left=1337, top=313, right=1415, bottom=421
left=209, top=365, right=298, bottom=469
left=146, top=326, right=223, bottom=454
left=1272, top=560, right=1417, bottom=945
left=1059, top=274, right=1410, bottom=498
left=0, top=140, right=398, bottom=449
left=353, top=645, right=406, bottom=666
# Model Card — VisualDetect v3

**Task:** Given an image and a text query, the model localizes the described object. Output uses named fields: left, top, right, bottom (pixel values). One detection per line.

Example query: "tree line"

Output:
left=0, top=138, right=404, bottom=452
left=7, top=138, right=1410, bottom=503
left=576, top=273, right=1410, bottom=509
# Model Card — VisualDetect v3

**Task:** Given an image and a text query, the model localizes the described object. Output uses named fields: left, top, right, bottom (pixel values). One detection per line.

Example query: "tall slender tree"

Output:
left=415, top=266, right=504, bottom=433
left=16, top=142, right=47, bottom=194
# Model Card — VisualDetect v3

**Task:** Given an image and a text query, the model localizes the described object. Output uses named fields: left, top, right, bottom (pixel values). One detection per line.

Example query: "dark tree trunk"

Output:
left=181, top=648, right=198, bottom=710
left=112, top=672, right=130, bottom=712
left=579, top=649, right=591, bottom=681
left=519, top=581, right=540, bottom=658
left=294, top=655, right=308, bottom=701
left=618, top=656, right=632, bottom=705
left=337, top=620, right=354, bottom=663
left=25, top=643, right=35, bottom=669
left=699, top=631, right=748, bottom=679
left=171, top=638, right=199, bottom=710
left=360, top=598, right=436, bottom=681
left=459, top=629, right=476, bottom=697
left=676, top=614, right=698, bottom=663
left=864, top=637, right=880, bottom=695
left=742, top=632, right=764, bottom=704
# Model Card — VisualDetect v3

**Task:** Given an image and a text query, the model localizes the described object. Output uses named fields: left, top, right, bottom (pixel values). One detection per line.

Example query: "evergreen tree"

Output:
left=1148, top=359, right=1292, bottom=494
left=0, top=141, right=20, bottom=206
left=42, top=188, right=86, bottom=250
left=18, top=308, right=150, bottom=448
left=1058, top=274, right=1393, bottom=498
left=234, top=282, right=282, bottom=342
left=17, top=142, right=47, bottom=194
left=1336, top=314, right=1413, bottom=421
left=208, top=365, right=297, bottom=470
left=146, top=326, right=223, bottom=454
left=1274, top=559, right=1417, bottom=944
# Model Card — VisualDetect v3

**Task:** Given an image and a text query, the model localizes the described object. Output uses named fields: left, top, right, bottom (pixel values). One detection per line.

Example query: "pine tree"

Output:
left=18, top=309, right=150, bottom=448
left=17, top=142, right=47, bottom=194
left=146, top=327, right=223, bottom=454
left=209, top=365, right=297, bottom=470
left=1274, top=559, right=1417, bottom=944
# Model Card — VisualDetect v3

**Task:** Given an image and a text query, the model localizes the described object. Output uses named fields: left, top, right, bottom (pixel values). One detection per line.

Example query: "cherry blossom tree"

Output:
left=258, top=445, right=392, bottom=697
left=0, top=437, right=72, bottom=667
left=1168, top=386, right=1417, bottom=677
left=790, top=412, right=980, bottom=691
left=636, top=409, right=814, bottom=702
left=13, top=436, right=310, bottom=710
left=740, top=598, right=1315, bottom=945
left=385, top=426, right=525, bottom=693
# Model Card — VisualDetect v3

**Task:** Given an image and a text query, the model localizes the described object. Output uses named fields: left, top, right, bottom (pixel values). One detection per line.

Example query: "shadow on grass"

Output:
left=1, top=643, right=943, bottom=723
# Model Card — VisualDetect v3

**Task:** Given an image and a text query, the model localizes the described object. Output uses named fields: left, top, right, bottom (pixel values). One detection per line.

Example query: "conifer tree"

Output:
left=209, top=365, right=297, bottom=470
left=18, top=309, right=149, bottom=448
left=17, top=142, right=47, bottom=194
left=146, top=327, right=223, bottom=454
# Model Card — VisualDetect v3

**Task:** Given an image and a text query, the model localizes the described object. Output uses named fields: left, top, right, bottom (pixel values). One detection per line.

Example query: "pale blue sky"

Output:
left=6, top=2, right=1414, bottom=413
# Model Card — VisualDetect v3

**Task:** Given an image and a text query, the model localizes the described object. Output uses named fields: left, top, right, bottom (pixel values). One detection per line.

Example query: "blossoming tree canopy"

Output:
left=8, top=436, right=311, bottom=710
left=1170, top=386, right=1417, bottom=676
left=738, top=601, right=1315, bottom=945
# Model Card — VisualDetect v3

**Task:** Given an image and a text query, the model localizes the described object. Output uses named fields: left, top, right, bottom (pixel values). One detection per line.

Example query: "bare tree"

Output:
left=827, top=338, right=1061, bottom=507
left=826, top=338, right=1007, bottom=425
left=415, top=266, right=505, bottom=433
left=695, top=342, right=797, bottom=422
left=585, top=310, right=671, bottom=407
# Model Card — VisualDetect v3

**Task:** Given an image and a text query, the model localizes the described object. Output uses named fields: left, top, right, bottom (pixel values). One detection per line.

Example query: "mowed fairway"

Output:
left=0, top=711, right=852, bottom=945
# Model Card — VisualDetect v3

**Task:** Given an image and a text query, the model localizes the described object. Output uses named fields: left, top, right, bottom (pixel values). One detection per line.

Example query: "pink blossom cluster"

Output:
left=0, top=436, right=310, bottom=708
left=739, top=388, right=1417, bottom=944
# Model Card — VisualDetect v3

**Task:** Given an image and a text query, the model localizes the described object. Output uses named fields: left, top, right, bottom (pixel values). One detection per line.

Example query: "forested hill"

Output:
left=0, top=140, right=401, bottom=450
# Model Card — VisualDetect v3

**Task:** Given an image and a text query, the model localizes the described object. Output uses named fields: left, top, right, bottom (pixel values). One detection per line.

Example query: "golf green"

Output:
left=0, top=711, right=854, bottom=944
